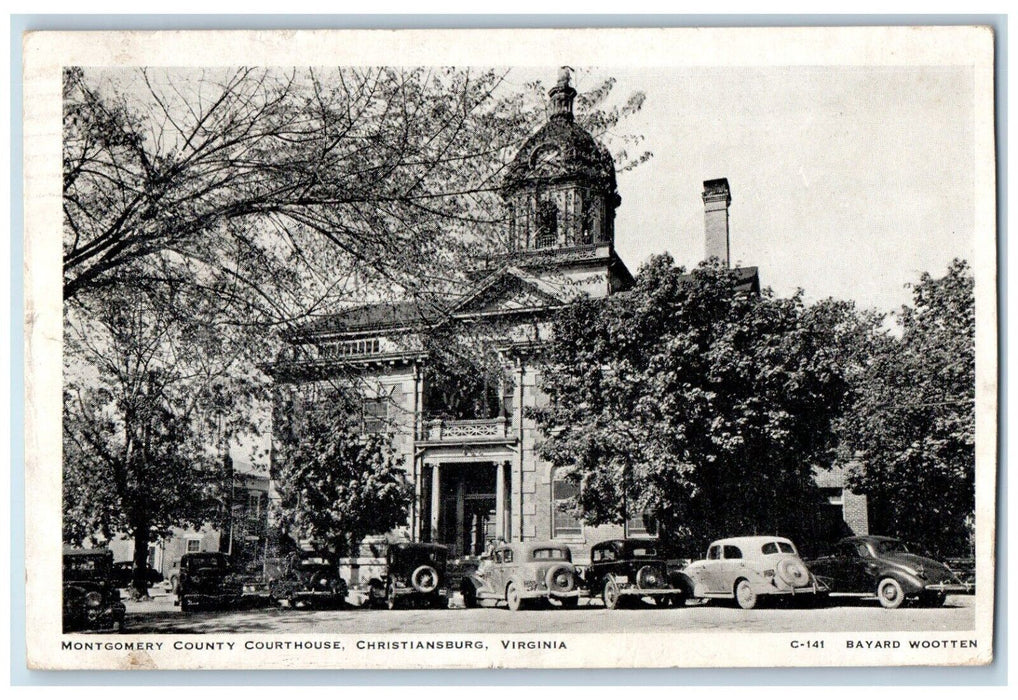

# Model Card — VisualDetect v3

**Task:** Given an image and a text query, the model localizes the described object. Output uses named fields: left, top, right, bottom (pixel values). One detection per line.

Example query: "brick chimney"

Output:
left=702, top=178, right=731, bottom=267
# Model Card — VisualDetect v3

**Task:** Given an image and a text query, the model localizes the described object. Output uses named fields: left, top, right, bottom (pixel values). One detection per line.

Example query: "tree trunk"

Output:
left=131, top=524, right=151, bottom=600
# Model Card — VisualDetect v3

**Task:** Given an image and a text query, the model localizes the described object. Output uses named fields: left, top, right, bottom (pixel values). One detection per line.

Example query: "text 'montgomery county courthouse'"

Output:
left=267, top=70, right=868, bottom=562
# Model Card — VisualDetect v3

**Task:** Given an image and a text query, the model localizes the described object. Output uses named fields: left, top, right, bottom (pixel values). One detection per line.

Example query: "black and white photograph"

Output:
left=22, top=26, right=997, bottom=670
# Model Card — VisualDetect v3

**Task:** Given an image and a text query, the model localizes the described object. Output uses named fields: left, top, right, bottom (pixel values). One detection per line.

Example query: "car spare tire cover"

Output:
left=546, top=564, right=575, bottom=592
left=411, top=565, right=439, bottom=593
left=777, top=558, right=810, bottom=587
left=636, top=565, right=664, bottom=589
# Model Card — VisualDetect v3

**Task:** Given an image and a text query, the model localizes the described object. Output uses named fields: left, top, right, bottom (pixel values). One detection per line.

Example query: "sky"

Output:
left=514, top=65, right=976, bottom=314
left=97, top=64, right=977, bottom=315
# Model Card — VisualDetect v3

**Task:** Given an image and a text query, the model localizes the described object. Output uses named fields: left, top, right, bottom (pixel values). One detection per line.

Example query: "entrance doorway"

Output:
left=436, top=464, right=496, bottom=557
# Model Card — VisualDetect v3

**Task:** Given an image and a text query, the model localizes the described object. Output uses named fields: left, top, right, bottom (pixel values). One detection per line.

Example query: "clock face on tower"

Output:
left=531, top=145, right=562, bottom=172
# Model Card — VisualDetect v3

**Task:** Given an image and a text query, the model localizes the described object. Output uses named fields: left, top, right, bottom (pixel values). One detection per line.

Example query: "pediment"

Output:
left=451, top=267, right=567, bottom=316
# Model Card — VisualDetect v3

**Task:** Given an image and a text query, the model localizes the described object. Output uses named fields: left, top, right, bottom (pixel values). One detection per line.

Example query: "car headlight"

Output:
left=85, top=592, right=103, bottom=608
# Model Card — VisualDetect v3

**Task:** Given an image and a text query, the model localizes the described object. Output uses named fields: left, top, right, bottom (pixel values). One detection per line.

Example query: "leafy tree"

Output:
left=61, top=66, right=650, bottom=580
left=62, top=66, right=650, bottom=312
left=62, top=273, right=259, bottom=597
left=421, top=326, right=514, bottom=421
left=272, top=392, right=413, bottom=555
left=532, top=256, right=850, bottom=554
left=844, top=260, right=975, bottom=556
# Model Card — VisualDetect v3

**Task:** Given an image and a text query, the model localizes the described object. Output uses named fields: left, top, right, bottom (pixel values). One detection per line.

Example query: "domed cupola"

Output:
left=503, top=67, right=621, bottom=252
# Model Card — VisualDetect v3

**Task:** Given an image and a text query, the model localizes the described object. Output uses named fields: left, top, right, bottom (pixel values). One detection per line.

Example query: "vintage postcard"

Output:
left=22, top=26, right=997, bottom=670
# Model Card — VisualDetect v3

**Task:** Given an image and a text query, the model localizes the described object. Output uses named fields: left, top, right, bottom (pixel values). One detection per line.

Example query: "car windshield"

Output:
left=874, top=540, right=913, bottom=555
left=761, top=542, right=796, bottom=555
left=63, top=555, right=108, bottom=579
left=531, top=548, right=568, bottom=561
left=629, top=546, right=657, bottom=558
left=186, top=554, right=228, bottom=571
left=394, top=547, right=446, bottom=566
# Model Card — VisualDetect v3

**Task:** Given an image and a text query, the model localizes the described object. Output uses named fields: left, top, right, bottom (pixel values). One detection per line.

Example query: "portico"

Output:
left=415, top=421, right=516, bottom=557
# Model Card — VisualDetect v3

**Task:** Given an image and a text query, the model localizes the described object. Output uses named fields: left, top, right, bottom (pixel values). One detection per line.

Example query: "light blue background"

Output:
left=8, top=13, right=1007, bottom=686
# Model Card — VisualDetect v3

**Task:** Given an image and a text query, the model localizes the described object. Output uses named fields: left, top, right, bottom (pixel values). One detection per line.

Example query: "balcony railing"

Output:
left=422, top=416, right=509, bottom=442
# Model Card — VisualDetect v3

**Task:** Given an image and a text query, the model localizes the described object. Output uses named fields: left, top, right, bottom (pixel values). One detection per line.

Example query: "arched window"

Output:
left=551, top=471, right=582, bottom=537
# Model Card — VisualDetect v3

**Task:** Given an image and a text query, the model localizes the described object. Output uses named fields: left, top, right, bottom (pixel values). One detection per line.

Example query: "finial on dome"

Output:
left=548, top=66, right=577, bottom=121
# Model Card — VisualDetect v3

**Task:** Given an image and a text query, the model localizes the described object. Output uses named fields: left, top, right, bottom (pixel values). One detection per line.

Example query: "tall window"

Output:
left=246, top=492, right=267, bottom=521
left=552, top=472, right=582, bottom=537
left=362, top=396, right=389, bottom=433
left=627, top=513, right=658, bottom=537
left=535, top=200, right=558, bottom=249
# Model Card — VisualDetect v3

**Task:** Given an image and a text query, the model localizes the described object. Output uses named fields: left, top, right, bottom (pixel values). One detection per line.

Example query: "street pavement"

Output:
left=123, top=593, right=976, bottom=634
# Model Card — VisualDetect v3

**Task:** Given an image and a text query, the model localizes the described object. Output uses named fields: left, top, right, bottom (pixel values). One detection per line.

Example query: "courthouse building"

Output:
left=267, top=69, right=867, bottom=561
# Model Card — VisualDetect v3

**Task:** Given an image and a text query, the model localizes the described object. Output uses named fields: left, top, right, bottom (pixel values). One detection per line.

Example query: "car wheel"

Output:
left=462, top=583, right=478, bottom=609
left=411, top=565, right=440, bottom=594
left=602, top=578, right=621, bottom=610
left=735, top=579, right=758, bottom=610
left=179, top=598, right=191, bottom=613
left=506, top=582, right=523, bottom=611
left=386, top=582, right=398, bottom=610
left=877, top=577, right=905, bottom=609
left=170, top=575, right=179, bottom=594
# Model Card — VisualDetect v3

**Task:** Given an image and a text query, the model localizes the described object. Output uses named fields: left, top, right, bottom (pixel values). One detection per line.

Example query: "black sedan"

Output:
left=112, top=561, right=164, bottom=589
left=807, top=536, right=970, bottom=609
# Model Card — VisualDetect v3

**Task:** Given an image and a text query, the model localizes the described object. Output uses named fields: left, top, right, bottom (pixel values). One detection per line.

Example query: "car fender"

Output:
left=731, top=574, right=760, bottom=596
left=727, top=567, right=772, bottom=594
left=585, top=572, right=605, bottom=595
left=877, top=568, right=924, bottom=595
left=504, top=576, right=526, bottom=600
left=668, top=571, right=695, bottom=597
left=465, top=573, right=494, bottom=596
left=681, top=562, right=708, bottom=587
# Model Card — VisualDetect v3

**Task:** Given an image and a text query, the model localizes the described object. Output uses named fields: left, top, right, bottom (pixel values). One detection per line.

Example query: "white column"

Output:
left=516, top=362, right=525, bottom=541
left=413, top=459, right=423, bottom=541
left=430, top=464, right=441, bottom=543
left=455, top=475, right=465, bottom=556
left=413, top=364, right=424, bottom=441
left=495, top=461, right=506, bottom=541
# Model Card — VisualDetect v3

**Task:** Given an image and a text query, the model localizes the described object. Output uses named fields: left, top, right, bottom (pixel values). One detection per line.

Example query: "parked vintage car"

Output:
left=176, top=552, right=243, bottom=612
left=679, top=536, right=826, bottom=609
left=806, top=535, right=971, bottom=608
left=269, top=555, right=349, bottom=609
left=367, top=543, right=449, bottom=610
left=111, top=561, right=164, bottom=589
left=582, top=539, right=686, bottom=609
left=461, top=541, right=581, bottom=611
left=943, top=556, right=976, bottom=594
left=63, top=548, right=126, bottom=632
